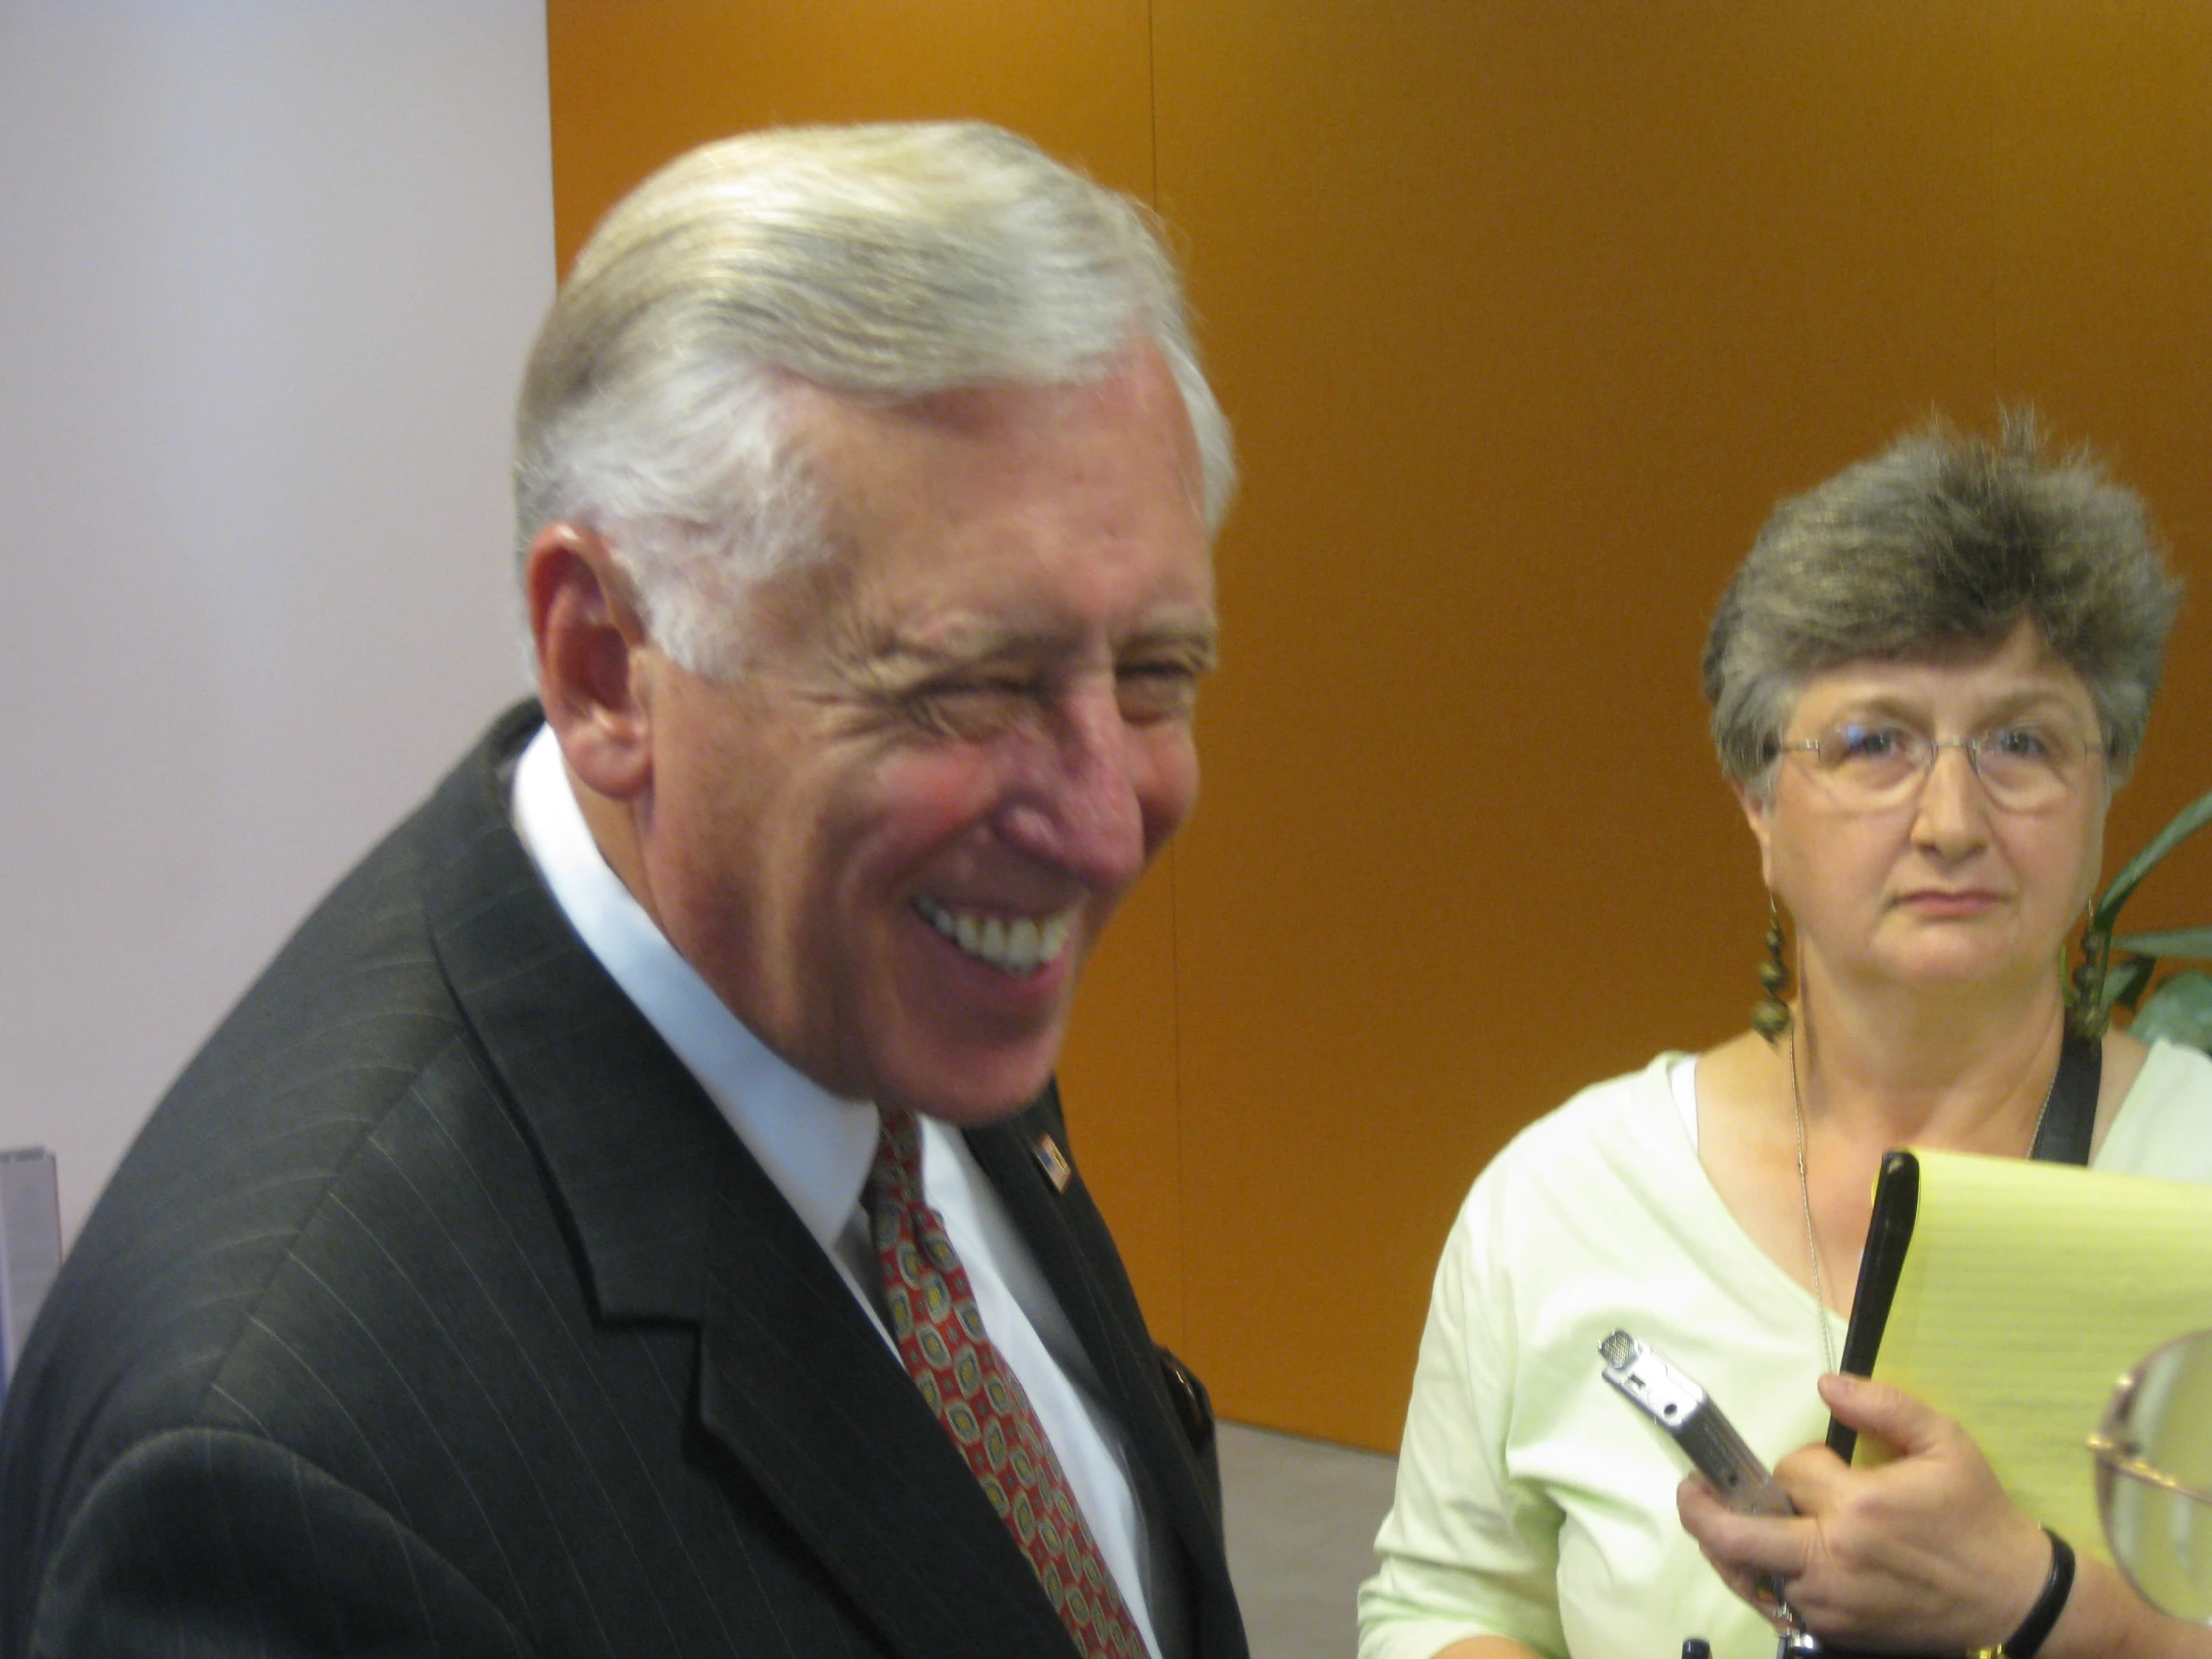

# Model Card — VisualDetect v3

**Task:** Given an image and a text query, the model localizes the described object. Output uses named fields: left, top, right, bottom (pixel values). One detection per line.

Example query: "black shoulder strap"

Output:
left=2029, top=1029, right=2100, bottom=1166
left=1805, top=1039, right=2097, bottom=1659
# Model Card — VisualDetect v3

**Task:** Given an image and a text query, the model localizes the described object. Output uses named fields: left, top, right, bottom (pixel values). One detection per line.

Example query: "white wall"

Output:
left=0, top=1, right=554, bottom=1239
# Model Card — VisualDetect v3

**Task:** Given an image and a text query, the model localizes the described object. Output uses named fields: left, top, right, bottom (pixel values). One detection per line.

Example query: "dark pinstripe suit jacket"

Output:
left=0, top=704, right=1247, bottom=1659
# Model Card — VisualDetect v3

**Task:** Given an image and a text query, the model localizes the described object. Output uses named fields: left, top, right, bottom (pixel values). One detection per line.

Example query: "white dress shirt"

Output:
left=510, top=724, right=1179, bottom=1659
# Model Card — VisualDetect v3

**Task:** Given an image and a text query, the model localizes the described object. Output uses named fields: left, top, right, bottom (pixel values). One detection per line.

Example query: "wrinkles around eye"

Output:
left=900, top=679, right=1039, bottom=739
left=1114, top=662, right=1204, bottom=722
left=893, top=669, right=1205, bottom=742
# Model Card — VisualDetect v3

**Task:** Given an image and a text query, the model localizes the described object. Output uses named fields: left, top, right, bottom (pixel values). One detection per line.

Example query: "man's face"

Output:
left=633, top=344, right=1216, bottom=1123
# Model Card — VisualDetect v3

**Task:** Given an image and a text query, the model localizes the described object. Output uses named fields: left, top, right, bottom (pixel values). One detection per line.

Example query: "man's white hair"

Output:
left=513, top=121, right=1236, bottom=678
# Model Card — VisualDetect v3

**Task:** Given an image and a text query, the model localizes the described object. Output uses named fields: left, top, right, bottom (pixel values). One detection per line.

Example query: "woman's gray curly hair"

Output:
left=1703, top=412, right=2182, bottom=793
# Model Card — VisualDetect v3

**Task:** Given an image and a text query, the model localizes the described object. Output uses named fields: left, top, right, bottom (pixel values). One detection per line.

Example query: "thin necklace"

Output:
left=1787, top=1027, right=1838, bottom=1377
left=1788, top=1019, right=2059, bottom=1377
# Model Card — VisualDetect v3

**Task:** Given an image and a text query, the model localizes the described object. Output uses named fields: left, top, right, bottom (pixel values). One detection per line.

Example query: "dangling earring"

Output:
left=2069, top=910, right=2110, bottom=1040
left=1753, top=895, right=1792, bottom=1043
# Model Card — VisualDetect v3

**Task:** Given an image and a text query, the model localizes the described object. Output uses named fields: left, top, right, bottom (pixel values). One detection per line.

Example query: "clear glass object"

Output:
left=2091, top=1329, right=2212, bottom=1624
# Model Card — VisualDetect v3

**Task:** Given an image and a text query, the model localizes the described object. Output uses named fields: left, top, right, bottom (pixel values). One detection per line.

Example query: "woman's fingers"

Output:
left=1677, top=1473, right=1812, bottom=1579
left=1816, top=1371, right=1952, bottom=1459
left=1683, top=1381, right=2053, bottom=1649
left=1680, top=1477, right=1824, bottom=1634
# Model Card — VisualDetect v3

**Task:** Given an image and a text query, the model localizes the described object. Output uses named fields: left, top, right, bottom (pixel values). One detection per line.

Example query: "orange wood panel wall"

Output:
left=546, top=1, right=2212, bottom=1452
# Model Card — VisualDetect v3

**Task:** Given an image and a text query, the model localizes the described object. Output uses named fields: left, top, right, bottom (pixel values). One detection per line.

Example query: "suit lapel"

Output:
left=420, top=703, right=721, bottom=1321
left=418, top=708, right=1076, bottom=1659
left=966, top=1093, right=1247, bottom=1658
left=691, top=1149, right=1079, bottom=1659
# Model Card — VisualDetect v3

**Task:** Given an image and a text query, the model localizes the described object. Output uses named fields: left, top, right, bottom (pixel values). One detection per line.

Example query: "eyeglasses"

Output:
left=2090, top=1329, right=2212, bottom=1625
left=1776, top=719, right=2105, bottom=813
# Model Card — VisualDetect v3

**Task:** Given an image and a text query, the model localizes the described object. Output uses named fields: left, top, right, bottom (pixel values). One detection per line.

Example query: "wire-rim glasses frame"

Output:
left=1775, top=719, right=2107, bottom=814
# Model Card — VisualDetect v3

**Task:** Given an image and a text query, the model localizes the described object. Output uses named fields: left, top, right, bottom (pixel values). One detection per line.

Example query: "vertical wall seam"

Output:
left=1146, top=0, right=1161, bottom=204
left=1144, top=0, right=1189, bottom=1349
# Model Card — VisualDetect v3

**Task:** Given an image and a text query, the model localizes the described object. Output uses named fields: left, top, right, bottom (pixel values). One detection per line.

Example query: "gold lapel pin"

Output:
left=1033, top=1132, right=1073, bottom=1193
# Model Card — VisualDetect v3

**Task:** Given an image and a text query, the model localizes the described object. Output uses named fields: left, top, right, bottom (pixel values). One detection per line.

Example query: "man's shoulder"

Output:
left=0, top=710, right=556, bottom=1590
left=91, top=704, right=544, bottom=1249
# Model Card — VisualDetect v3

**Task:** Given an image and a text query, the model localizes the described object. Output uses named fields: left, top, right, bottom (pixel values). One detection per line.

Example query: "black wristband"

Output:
left=1974, top=1527, right=2074, bottom=1659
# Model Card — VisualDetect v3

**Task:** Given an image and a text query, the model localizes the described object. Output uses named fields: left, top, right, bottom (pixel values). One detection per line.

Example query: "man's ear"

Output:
left=1734, top=779, right=1777, bottom=889
left=526, top=523, right=654, bottom=800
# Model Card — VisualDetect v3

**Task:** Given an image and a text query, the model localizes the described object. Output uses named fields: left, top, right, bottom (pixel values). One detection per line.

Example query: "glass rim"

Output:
left=2089, top=1326, right=2212, bottom=1624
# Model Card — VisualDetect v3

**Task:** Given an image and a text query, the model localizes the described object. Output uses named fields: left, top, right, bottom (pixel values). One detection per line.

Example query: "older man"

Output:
left=0, top=124, right=1246, bottom=1659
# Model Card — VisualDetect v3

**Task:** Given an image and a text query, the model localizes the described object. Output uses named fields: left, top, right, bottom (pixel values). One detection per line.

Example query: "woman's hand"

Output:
left=1677, top=1373, right=2051, bottom=1651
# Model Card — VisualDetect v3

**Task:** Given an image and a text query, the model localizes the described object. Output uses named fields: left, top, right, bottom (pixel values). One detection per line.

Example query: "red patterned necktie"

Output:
left=865, top=1108, right=1148, bottom=1659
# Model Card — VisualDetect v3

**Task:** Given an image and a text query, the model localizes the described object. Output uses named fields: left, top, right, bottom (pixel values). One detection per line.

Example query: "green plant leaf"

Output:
left=2110, top=926, right=2212, bottom=960
left=2104, top=955, right=2157, bottom=1013
left=2093, top=786, right=2212, bottom=930
left=2129, top=969, right=2212, bottom=1052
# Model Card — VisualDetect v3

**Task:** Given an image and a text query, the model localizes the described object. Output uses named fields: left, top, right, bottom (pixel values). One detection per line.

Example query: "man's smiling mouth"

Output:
left=913, top=897, right=1077, bottom=975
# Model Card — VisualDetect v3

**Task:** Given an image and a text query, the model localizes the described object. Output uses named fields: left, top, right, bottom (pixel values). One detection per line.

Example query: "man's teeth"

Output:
left=914, top=899, right=1076, bottom=975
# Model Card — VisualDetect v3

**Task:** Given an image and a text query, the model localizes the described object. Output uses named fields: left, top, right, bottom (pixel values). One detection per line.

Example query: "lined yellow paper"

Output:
left=1854, top=1148, right=2212, bottom=1558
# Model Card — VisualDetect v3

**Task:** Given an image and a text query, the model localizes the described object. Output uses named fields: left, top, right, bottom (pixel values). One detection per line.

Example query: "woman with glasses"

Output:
left=1359, top=416, right=2212, bottom=1659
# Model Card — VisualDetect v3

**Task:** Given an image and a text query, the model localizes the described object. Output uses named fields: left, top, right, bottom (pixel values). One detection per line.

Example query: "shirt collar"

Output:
left=510, top=722, right=881, bottom=1253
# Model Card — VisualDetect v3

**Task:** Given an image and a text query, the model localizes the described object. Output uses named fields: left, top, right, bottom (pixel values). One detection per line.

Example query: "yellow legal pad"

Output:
left=1841, top=1148, right=2212, bottom=1559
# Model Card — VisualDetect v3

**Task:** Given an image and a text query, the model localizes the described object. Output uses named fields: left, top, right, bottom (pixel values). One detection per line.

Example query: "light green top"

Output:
left=1357, top=1041, right=2212, bottom=1659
